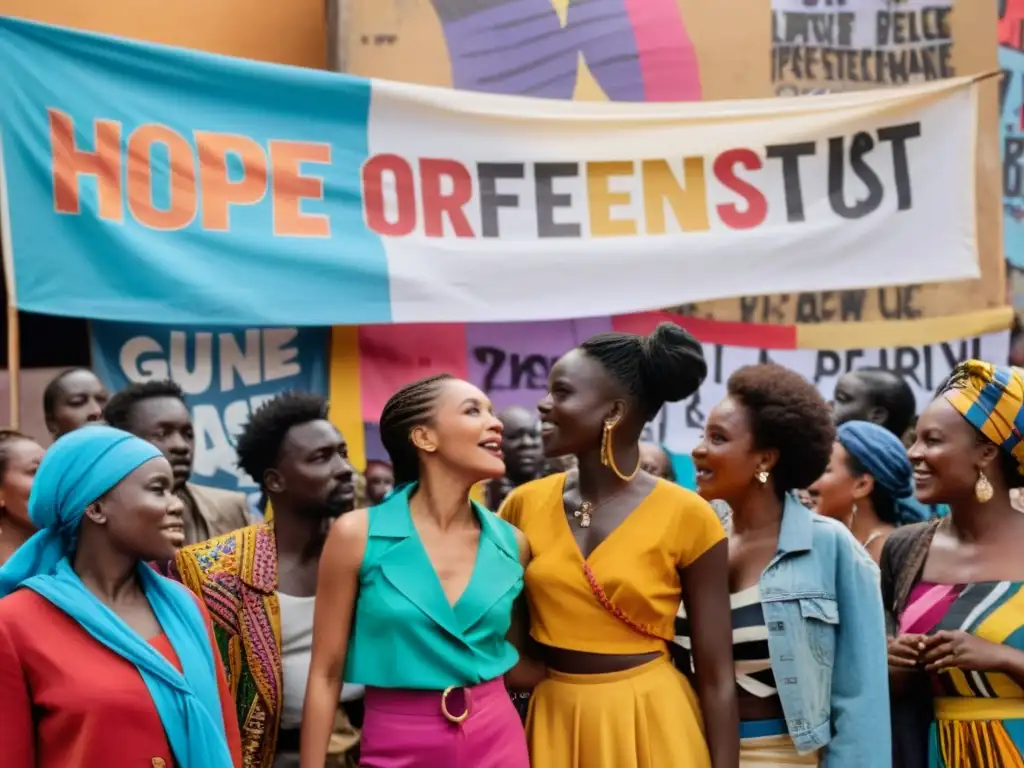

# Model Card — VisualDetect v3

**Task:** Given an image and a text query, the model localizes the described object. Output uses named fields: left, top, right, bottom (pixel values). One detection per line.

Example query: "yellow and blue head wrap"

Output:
left=943, top=360, right=1024, bottom=473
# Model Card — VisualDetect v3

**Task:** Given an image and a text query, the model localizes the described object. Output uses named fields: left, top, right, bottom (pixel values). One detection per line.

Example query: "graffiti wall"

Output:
left=335, top=0, right=771, bottom=100
left=333, top=0, right=1006, bottom=337
left=0, top=0, right=326, bottom=66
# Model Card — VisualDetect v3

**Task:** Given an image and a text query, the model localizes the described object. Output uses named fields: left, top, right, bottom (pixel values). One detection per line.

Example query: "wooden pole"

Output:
left=6, top=303, right=18, bottom=434
left=7, top=304, right=19, bottom=430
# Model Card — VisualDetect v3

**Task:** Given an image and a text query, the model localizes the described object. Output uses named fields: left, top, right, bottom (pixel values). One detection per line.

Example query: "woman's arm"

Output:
left=683, top=539, right=739, bottom=768
left=825, top=537, right=890, bottom=768
left=994, top=646, right=1024, bottom=687
left=299, top=510, right=369, bottom=768
left=878, top=530, right=925, bottom=696
left=504, top=529, right=546, bottom=690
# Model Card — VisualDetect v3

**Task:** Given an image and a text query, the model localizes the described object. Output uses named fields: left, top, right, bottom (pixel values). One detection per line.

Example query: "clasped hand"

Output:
left=888, top=631, right=1007, bottom=673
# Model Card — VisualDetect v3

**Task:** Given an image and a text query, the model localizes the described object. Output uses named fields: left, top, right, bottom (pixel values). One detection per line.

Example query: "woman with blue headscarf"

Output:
left=0, top=426, right=241, bottom=767
left=809, top=420, right=929, bottom=563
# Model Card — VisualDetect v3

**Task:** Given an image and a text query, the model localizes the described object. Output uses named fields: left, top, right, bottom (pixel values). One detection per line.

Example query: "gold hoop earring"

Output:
left=601, top=420, right=639, bottom=482
left=755, top=470, right=769, bottom=485
left=976, top=471, right=994, bottom=503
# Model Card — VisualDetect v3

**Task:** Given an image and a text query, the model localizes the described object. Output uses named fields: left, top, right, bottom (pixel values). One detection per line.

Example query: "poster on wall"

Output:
left=90, top=323, right=330, bottom=510
left=331, top=312, right=1009, bottom=487
left=771, top=0, right=954, bottom=96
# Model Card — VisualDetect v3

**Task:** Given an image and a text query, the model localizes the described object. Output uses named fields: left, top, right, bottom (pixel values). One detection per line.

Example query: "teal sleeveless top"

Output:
left=344, top=485, right=524, bottom=689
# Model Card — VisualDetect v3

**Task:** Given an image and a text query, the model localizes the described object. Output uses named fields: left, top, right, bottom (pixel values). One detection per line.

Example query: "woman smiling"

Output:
left=883, top=361, right=1024, bottom=767
left=0, top=426, right=241, bottom=768
left=677, top=364, right=889, bottom=766
left=810, top=420, right=930, bottom=563
left=501, top=324, right=738, bottom=768
left=302, top=375, right=530, bottom=768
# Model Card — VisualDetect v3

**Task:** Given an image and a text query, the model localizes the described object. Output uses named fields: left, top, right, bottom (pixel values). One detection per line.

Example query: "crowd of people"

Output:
left=0, top=328, right=1023, bottom=767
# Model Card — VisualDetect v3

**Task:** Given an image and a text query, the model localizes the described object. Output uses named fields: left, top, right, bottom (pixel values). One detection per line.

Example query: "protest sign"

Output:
left=90, top=323, right=329, bottom=510
left=0, top=17, right=983, bottom=327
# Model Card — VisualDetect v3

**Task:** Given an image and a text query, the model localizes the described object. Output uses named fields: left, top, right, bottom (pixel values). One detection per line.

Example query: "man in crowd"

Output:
left=831, top=368, right=916, bottom=441
left=104, top=380, right=250, bottom=544
left=639, top=441, right=676, bottom=482
left=821, top=367, right=956, bottom=518
left=43, top=367, right=109, bottom=439
left=362, top=459, right=394, bottom=505
left=171, top=392, right=361, bottom=767
left=486, top=406, right=545, bottom=509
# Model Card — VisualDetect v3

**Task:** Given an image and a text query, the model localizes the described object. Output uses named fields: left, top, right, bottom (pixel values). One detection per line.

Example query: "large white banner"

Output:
left=0, top=17, right=981, bottom=326
left=368, top=76, right=981, bottom=322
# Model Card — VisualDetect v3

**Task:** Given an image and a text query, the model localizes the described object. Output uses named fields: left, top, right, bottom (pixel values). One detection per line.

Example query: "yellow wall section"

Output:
left=0, top=0, right=327, bottom=67
left=796, top=307, right=1015, bottom=350
left=328, top=326, right=367, bottom=471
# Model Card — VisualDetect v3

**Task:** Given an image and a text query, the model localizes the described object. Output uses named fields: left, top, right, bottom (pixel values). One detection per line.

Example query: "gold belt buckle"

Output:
left=441, top=686, right=470, bottom=724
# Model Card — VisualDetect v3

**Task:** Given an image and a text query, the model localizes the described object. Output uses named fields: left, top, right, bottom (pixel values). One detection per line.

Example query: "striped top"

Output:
left=674, top=584, right=777, bottom=698
left=902, top=580, right=1024, bottom=701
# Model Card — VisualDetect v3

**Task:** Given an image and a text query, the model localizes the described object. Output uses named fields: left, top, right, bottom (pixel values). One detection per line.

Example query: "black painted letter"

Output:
left=478, top=163, right=525, bottom=238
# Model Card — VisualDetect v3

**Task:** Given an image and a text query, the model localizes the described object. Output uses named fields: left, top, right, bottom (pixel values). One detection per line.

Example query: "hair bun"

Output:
left=641, top=323, right=707, bottom=404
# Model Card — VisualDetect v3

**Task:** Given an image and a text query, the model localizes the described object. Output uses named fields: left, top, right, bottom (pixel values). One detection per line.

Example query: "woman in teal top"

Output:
left=300, top=375, right=533, bottom=768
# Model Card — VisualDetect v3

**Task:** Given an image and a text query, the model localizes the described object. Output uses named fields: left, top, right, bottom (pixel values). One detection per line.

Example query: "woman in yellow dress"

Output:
left=500, top=323, right=738, bottom=768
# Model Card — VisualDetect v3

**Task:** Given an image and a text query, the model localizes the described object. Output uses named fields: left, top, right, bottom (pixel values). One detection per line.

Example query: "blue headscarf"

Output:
left=0, top=426, right=233, bottom=768
left=837, top=421, right=930, bottom=525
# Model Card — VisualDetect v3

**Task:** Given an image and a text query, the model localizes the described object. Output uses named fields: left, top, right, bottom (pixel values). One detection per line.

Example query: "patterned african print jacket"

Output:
left=168, top=525, right=359, bottom=768
left=171, top=524, right=283, bottom=768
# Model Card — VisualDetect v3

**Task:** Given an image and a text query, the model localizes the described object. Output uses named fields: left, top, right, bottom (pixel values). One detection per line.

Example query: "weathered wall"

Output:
left=0, top=0, right=327, bottom=66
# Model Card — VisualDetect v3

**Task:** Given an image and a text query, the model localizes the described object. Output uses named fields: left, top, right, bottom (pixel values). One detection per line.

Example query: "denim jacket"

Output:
left=760, top=495, right=891, bottom=766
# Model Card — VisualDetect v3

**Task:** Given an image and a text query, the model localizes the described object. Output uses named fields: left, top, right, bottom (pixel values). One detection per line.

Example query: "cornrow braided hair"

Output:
left=378, top=374, right=454, bottom=486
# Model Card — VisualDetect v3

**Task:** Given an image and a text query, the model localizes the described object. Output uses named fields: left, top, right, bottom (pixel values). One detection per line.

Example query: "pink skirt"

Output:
left=359, top=677, right=529, bottom=768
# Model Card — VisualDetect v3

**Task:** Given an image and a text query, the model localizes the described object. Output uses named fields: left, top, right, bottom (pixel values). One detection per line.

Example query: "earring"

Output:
left=976, top=471, right=994, bottom=503
left=601, top=420, right=639, bottom=482
left=756, top=470, right=769, bottom=484
left=851, top=501, right=858, bottom=519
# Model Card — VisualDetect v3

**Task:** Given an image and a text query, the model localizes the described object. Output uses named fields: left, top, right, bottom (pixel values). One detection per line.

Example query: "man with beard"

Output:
left=170, top=392, right=361, bottom=768
left=485, top=406, right=544, bottom=509
left=103, top=380, right=250, bottom=545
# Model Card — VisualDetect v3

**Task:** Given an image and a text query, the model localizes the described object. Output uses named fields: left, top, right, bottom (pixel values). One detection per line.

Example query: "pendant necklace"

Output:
left=574, top=501, right=595, bottom=528
left=572, top=483, right=633, bottom=528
